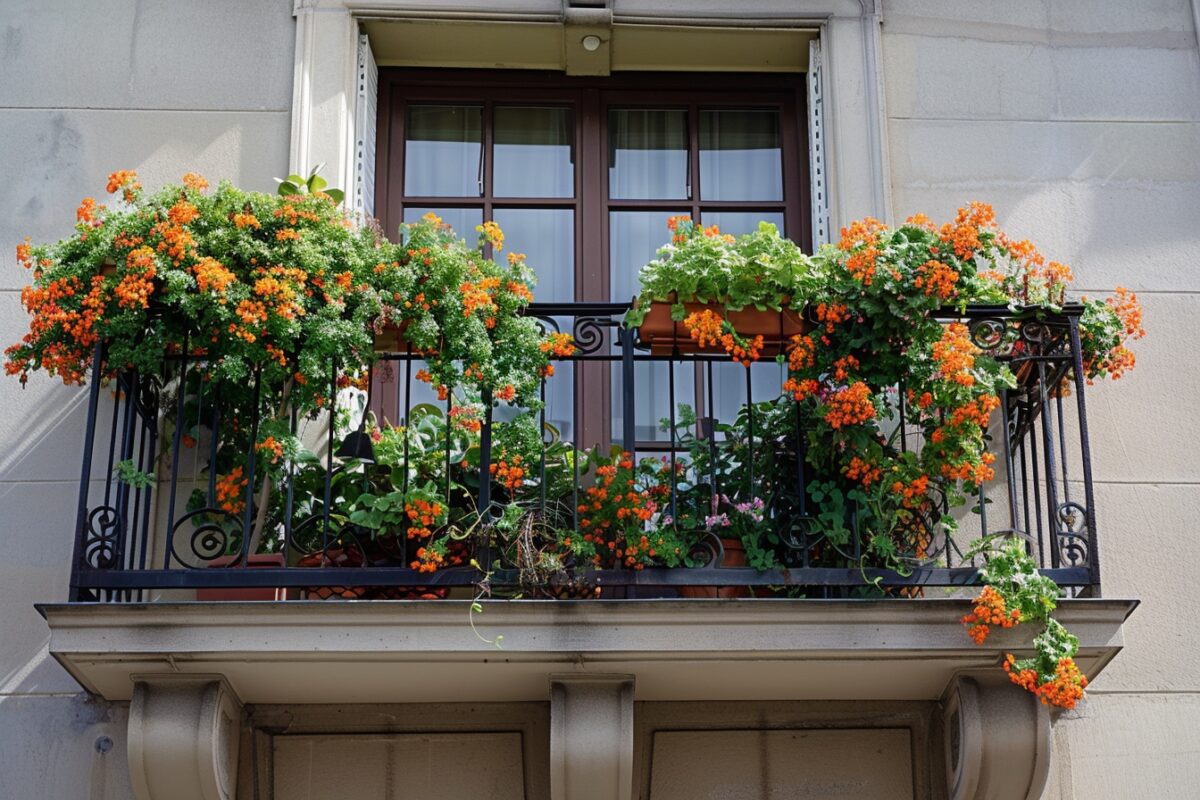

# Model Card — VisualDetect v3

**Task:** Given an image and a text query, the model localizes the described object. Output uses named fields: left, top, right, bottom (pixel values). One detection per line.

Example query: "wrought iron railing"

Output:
left=68, top=303, right=1099, bottom=601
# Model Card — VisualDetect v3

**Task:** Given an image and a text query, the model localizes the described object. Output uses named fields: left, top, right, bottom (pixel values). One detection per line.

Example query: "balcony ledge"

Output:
left=40, top=598, right=1136, bottom=705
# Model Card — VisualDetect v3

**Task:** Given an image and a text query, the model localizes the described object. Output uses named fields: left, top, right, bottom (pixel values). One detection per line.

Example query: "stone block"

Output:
left=0, top=0, right=293, bottom=111
left=0, top=108, right=291, bottom=290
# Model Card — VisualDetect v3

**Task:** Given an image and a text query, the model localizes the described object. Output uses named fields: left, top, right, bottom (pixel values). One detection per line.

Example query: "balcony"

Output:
left=39, top=300, right=1136, bottom=798
left=61, top=302, right=1103, bottom=600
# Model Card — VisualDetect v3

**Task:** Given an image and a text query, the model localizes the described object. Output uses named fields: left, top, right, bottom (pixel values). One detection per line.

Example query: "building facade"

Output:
left=1, top=1, right=1198, bottom=797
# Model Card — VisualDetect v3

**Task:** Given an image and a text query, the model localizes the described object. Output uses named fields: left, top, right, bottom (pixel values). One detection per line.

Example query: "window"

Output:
left=376, top=70, right=810, bottom=445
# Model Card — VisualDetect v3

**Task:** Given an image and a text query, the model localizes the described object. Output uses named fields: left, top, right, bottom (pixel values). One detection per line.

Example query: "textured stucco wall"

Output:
left=0, top=1, right=294, bottom=797
left=881, top=2, right=1200, bottom=797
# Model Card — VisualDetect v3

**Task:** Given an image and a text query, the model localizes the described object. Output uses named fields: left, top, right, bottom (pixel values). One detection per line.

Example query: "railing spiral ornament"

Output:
left=967, top=317, right=1008, bottom=352
left=571, top=315, right=614, bottom=356
left=688, top=530, right=723, bottom=569
left=1055, top=501, right=1091, bottom=567
left=83, top=505, right=121, bottom=568
left=168, top=507, right=242, bottom=567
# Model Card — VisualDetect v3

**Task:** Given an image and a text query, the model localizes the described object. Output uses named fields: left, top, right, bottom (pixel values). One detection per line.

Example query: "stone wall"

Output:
left=0, top=2, right=294, bottom=797
left=881, top=2, right=1200, bottom=797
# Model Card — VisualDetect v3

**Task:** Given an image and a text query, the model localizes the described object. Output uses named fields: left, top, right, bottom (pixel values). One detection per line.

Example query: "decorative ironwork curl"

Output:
left=168, top=507, right=242, bottom=568
left=84, top=505, right=121, bottom=569
left=967, top=318, right=1008, bottom=352
left=572, top=316, right=617, bottom=356
left=1055, top=501, right=1090, bottom=567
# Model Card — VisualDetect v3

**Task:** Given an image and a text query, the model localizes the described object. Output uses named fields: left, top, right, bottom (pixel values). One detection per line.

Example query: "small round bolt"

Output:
left=582, top=35, right=602, bottom=52
left=95, top=736, right=114, bottom=754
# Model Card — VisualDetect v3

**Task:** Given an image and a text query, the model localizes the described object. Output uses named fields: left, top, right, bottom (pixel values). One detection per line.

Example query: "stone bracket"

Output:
left=550, top=674, right=634, bottom=800
left=942, top=673, right=1051, bottom=800
left=128, top=674, right=244, bottom=800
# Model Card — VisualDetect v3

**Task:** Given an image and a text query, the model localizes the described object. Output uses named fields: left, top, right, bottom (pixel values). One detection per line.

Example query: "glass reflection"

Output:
left=699, top=109, right=783, bottom=201
left=610, top=210, right=691, bottom=443
left=608, top=109, right=689, bottom=200
left=492, top=208, right=574, bottom=303
left=405, top=105, right=483, bottom=197
left=494, top=107, right=574, bottom=198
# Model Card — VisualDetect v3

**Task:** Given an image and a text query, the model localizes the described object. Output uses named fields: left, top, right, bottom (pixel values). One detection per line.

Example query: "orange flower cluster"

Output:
left=76, top=197, right=101, bottom=226
left=787, top=334, right=815, bottom=371
left=666, top=215, right=692, bottom=244
left=273, top=202, right=319, bottom=226
left=106, top=170, right=141, bottom=202
left=824, top=381, right=875, bottom=429
left=540, top=332, right=576, bottom=357
left=182, top=172, right=209, bottom=192
left=193, top=257, right=236, bottom=294
left=844, top=455, right=882, bottom=486
left=814, top=302, right=849, bottom=338
left=915, top=259, right=959, bottom=300
left=683, top=308, right=763, bottom=366
left=932, top=323, right=979, bottom=386
left=449, top=404, right=482, bottom=434
left=232, top=212, right=261, bottom=230
left=783, top=377, right=820, bottom=401
left=961, top=585, right=1021, bottom=644
left=890, top=474, right=930, bottom=509
left=256, top=436, right=283, bottom=464
left=940, top=451, right=997, bottom=484
left=939, top=201, right=995, bottom=260
left=460, top=276, right=500, bottom=323
left=478, top=220, right=504, bottom=251
left=832, top=354, right=860, bottom=382
left=837, top=217, right=886, bottom=285
left=275, top=228, right=300, bottom=242
left=411, top=546, right=445, bottom=573
left=949, top=394, right=1000, bottom=429
left=495, top=384, right=516, bottom=403
left=167, top=199, right=200, bottom=226
left=405, top=498, right=445, bottom=540
left=489, top=452, right=526, bottom=491
left=114, top=246, right=157, bottom=309
left=215, top=466, right=247, bottom=514
left=4, top=274, right=99, bottom=384
left=577, top=455, right=661, bottom=568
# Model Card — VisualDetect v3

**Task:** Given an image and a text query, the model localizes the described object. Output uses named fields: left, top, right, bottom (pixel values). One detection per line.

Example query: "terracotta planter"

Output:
left=637, top=299, right=810, bottom=357
left=297, top=545, right=449, bottom=600
left=196, top=552, right=288, bottom=601
left=678, top=537, right=751, bottom=599
left=373, top=320, right=441, bottom=357
left=99, top=258, right=118, bottom=278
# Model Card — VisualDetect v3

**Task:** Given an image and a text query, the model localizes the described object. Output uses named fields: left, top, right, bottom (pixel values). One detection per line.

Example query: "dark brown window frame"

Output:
left=374, top=69, right=812, bottom=448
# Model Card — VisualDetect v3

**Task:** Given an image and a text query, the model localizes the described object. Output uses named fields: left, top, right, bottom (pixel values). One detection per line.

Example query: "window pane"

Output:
left=405, top=105, right=482, bottom=197
left=608, top=109, right=688, bottom=200
left=701, top=211, right=786, bottom=238
left=492, top=208, right=574, bottom=303
left=610, top=210, right=692, bottom=444
left=699, top=109, right=783, bottom=201
left=609, top=211, right=683, bottom=302
left=402, top=207, right=483, bottom=243
left=494, top=107, right=574, bottom=198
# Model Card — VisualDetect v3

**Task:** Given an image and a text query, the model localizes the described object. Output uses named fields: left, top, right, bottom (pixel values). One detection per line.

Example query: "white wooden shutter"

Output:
left=354, top=33, right=378, bottom=219
left=807, top=39, right=830, bottom=246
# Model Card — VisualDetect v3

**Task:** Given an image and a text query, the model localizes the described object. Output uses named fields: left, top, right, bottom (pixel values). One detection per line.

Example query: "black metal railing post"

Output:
left=1068, top=315, right=1101, bottom=594
left=69, top=341, right=107, bottom=601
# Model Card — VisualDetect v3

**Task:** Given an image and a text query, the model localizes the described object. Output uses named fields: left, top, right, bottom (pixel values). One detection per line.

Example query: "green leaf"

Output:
left=324, top=188, right=345, bottom=204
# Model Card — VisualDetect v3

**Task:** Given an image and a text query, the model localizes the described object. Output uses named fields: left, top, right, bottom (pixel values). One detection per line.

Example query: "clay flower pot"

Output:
left=679, top=537, right=751, bottom=599
left=637, top=299, right=810, bottom=358
left=196, top=552, right=289, bottom=601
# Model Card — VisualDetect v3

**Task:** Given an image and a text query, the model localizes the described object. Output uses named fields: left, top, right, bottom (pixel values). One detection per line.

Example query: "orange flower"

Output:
left=215, top=466, right=247, bottom=514
left=233, top=212, right=261, bottom=230
left=961, top=585, right=1020, bottom=644
left=106, top=170, right=141, bottom=201
left=182, top=172, right=209, bottom=192
left=824, top=382, right=875, bottom=429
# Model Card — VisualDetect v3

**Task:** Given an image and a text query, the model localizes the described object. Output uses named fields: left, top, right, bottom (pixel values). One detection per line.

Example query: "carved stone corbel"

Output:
left=550, top=674, right=634, bottom=800
left=942, top=673, right=1052, bottom=800
left=127, top=675, right=244, bottom=800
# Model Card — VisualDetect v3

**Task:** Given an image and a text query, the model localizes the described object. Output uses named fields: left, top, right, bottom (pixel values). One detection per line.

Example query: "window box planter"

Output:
left=678, top=537, right=751, bottom=599
left=637, top=299, right=810, bottom=357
